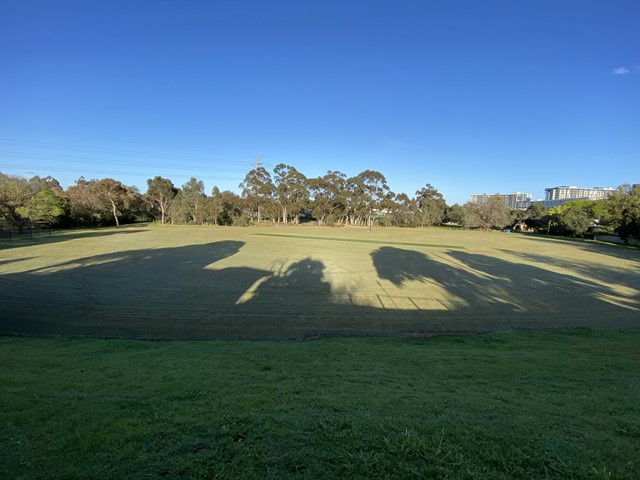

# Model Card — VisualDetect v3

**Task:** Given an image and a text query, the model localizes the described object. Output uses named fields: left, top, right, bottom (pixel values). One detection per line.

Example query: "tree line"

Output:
left=1, top=167, right=638, bottom=243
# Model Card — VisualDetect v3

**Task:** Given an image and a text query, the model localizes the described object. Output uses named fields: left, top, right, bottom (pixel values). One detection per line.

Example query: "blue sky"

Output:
left=1, top=0, right=638, bottom=204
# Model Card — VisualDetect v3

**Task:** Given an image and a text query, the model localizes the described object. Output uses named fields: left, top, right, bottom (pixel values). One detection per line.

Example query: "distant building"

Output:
left=469, top=192, right=532, bottom=210
left=544, top=186, right=615, bottom=201
left=531, top=186, right=616, bottom=208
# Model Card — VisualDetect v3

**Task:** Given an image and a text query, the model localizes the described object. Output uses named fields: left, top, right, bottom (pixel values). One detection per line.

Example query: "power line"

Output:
left=0, top=164, right=243, bottom=182
left=0, top=138, right=252, bottom=166
left=0, top=151, right=248, bottom=174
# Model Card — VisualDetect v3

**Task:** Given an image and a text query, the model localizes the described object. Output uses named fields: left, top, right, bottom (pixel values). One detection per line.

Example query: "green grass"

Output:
left=1, top=330, right=639, bottom=479
left=252, top=232, right=466, bottom=249
left=1, top=225, right=638, bottom=338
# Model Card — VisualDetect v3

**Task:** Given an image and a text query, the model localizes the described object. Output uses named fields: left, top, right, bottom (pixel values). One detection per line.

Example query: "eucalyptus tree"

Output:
left=414, top=183, right=446, bottom=227
left=347, top=170, right=389, bottom=227
left=146, top=176, right=177, bottom=224
left=273, top=163, right=308, bottom=224
left=170, top=177, right=206, bottom=224
left=239, top=166, right=275, bottom=223
left=308, top=170, right=348, bottom=226
left=91, top=178, right=135, bottom=227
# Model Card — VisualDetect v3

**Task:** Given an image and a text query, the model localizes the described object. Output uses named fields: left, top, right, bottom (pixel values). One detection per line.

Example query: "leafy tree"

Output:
left=347, top=170, right=389, bottom=227
left=202, top=186, right=224, bottom=226
left=91, top=178, right=134, bottom=227
left=17, top=189, right=68, bottom=225
left=549, top=203, right=591, bottom=237
left=611, top=185, right=640, bottom=241
left=414, top=184, right=446, bottom=227
left=0, top=173, right=39, bottom=231
left=445, top=203, right=467, bottom=226
left=523, top=203, right=548, bottom=231
left=308, top=171, right=348, bottom=226
left=240, top=167, right=274, bottom=223
left=170, top=177, right=206, bottom=224
left=66, top=177, right=97, bottom=226
left=465, top=195, right=512, bottom=230
left=273, top=164, right=308, bottom=224
left=146, top=176, right=177, bottom=224
left=389, top=192, right=415, bottom=227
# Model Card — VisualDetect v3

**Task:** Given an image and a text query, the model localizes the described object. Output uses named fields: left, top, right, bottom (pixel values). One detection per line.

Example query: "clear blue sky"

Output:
left=1, top=0, right=638, bottom=204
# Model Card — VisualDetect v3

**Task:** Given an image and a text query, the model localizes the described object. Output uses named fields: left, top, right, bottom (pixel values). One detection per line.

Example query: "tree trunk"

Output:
left=110, top=199, right=120, bottom=227
left=160, top=202, right=166, bottom=224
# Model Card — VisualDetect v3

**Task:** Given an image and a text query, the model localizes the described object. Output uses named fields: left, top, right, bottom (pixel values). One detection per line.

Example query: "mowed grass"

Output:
left=1, top=331, right=639, bottom=479
left=1, top=227, right=640, bottom=478
left=0, top=224, right=638, bottom=338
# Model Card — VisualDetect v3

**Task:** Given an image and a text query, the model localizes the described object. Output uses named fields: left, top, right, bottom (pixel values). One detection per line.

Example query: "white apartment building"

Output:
left=469, top=192, right=532, bottom=210
left=544, top=186, right=615, bottom=201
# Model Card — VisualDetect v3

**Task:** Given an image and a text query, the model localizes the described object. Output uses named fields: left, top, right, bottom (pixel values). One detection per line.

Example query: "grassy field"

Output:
left=1, top=225, right=639, bottom=478
left=1, top=330, right=639, bottom=479
left=0, top=224, right=638, bottom=338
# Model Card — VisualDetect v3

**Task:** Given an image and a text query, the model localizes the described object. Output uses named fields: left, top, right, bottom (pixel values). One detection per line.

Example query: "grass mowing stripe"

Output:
left=252, top=232, right=466, bottom=249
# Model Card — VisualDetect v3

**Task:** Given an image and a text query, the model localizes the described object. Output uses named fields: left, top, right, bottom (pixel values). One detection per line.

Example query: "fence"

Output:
left=0, top=226, right=53, bottom=242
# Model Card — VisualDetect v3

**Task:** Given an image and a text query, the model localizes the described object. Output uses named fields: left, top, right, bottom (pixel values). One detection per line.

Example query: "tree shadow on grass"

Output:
left=512, top=233, right=640, bottom=263
left=371, top=246, right=639, bottom=326
left=1, top=242, right=638, bottom=339
left=0, top=227, right=148, bottom=250
left=496, top=248, right=640, bottom=301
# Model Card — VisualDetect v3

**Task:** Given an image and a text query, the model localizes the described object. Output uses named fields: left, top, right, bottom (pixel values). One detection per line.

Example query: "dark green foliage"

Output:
left=523, top=203, right=548, bottom=231
left=445, top=203, right=467, bottom=225
left=551, top=204, right=591, bottom=237
left=1, top=331, right=639, bottom=479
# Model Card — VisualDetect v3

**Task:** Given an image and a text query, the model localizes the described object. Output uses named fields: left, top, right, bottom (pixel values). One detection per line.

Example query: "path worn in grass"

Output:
left=1, top=225, right=638, bottom=339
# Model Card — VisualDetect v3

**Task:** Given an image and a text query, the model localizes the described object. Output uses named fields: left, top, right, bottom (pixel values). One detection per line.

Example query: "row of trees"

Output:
left=1, top=168, right=639, bottom=242
left=0, top=166, right=451, bottom=230
left=516, top=187, right=640, bottom=241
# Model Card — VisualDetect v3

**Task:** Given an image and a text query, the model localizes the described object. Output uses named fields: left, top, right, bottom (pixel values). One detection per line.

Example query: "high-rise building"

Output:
left=469, top=192, right=532, bottom=210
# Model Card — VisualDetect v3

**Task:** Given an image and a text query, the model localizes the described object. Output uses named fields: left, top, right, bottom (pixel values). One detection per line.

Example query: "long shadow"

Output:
left=513, top=233, right=640, bottom=263
left=0, top=240, right=263, bottom=338
left=371, top=246, right=639, bottom=326
left=0, top=227, right=148, bottom=250
left=1, top=242, right=638, bottom=339
left=497, top=248, right=640, bottom=297
left=371, top=246, right=495, bottom=308
left=448, top=250, right=639, bottom=316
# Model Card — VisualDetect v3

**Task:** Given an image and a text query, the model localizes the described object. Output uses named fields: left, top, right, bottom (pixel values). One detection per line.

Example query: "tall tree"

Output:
left=146, top=176, right=177, bottom=224
left=273, top=164, right=308, bottom=224
left=91, top=178, right=133, bottom=227
left=17, top=189, right=68, bottom=226
left=548, top=203, right=591, bottom=237
left=348, top=170, right=389, bottom=227
left=445, top=203, right=467, bottom=226
left=609, top=185, right=640, bottom=242
left=240, top=167, right=274, bottom=223
left=308, top=170, right=348, bottom=226
left=465, top=195, right=512, bottom=230
left=170, top=177, right=206, bottom=224
left=414, top=183, right=446, bottom=227
left=0, top=173, right=39, bottom=231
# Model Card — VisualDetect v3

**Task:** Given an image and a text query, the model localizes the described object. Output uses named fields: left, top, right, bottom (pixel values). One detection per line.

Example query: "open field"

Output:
left=1, top=225, right=638, bottom=338
left=2, top=226, right=639, bottom=478
left=2, top=330, right=640, bottom=479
